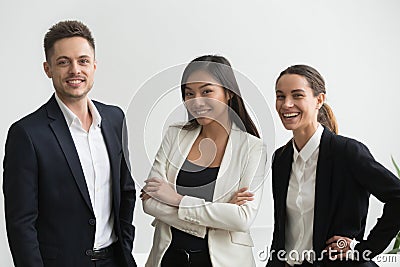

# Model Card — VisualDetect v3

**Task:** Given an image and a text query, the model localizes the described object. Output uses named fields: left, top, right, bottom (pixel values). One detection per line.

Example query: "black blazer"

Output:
left=3, top=95, right=137, bottom=267
left=267, top=128, right=400, bottom=267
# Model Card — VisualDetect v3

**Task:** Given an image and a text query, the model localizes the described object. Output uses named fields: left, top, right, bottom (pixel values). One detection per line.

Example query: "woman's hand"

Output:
left=325, top=236, right=354, bottom=260
left=142, top=177, right=183, bottom=206
left=229, top=187, right=254, bottom=206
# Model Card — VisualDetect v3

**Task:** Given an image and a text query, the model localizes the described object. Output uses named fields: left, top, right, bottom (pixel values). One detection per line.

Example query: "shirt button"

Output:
left=89, top=218, right=96, bottom=226
left=85, top=249, right=93, bottom=256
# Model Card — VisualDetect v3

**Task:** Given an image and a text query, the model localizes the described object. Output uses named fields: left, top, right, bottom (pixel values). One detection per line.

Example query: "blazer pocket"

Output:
left=229, top=231, right=254, bottom=247
left=39, top=244, right=59, bottom=259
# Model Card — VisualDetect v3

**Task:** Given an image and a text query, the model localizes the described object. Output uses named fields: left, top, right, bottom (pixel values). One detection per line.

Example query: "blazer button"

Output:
left=85, top=249, right=93, bottom=256
left=89, top=218, right=96, bottom=226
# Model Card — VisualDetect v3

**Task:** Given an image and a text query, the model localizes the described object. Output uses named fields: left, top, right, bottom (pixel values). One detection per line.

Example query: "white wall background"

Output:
left=1, top=0, right=399, bottom=266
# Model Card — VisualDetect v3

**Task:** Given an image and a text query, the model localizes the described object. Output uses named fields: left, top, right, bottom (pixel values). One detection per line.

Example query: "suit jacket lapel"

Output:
left=95, top=103, right=122, bottom=217
left=275, top=141, right=293, bottom=247
left=212, top=124, right=236, bottom=201
left=167, top=126, right=201, bottom=185
left=46, top=95, right=94, bottom=213
left=313, top=128, right=334, bottom=254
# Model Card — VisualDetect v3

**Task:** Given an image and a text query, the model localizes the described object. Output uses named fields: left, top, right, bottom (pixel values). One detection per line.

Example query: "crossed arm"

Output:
left=141, top=127, right=267, bottom=235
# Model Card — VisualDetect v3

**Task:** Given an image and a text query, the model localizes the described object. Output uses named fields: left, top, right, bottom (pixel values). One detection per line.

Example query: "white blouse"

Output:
left=285, top=124, right=323, bottom=265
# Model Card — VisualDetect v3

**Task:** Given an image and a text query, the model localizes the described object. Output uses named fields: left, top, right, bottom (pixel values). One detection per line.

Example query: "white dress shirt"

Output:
left=55, top=94, right=116, bottom=250
left=285, top=124, right=323, bottom=266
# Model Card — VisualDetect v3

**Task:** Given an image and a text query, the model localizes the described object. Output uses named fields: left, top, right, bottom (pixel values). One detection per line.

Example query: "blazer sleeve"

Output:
left=347, top=139, right=400, bottom=258
left=177, top=140, right=267, bottom=232
left=142, top=126, right=207, bottom=238
left=3, top=123, right=44, bottom=267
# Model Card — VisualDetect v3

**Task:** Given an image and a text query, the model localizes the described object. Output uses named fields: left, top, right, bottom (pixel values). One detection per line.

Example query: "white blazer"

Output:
left=143, top=122, right=267, bottom=267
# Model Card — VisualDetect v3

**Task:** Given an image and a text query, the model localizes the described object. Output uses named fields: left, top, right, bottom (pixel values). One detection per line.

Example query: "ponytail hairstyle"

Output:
left=180, top=55, right=260, bottom=138
left=276, top=65, right=338, bottom=134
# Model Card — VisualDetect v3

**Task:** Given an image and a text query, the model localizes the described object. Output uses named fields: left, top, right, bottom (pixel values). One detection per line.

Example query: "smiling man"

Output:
left=3, top=21, right=137, bottom=267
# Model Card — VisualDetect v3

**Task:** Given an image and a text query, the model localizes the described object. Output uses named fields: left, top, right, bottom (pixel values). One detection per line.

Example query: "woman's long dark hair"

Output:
left=276, top=64, right=338, bottom=134
left=180, top=55, right=259, bottom=138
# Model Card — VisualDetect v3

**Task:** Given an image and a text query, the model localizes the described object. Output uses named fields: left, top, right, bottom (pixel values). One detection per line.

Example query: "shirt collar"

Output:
left=292, top=124, right=323, bottom=162
left=88, top=99, right=102, bottom=128
left=55, top=93, right=102, bottom=128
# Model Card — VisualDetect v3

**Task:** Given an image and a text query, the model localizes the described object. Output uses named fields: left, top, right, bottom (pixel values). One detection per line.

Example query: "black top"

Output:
left=169, top=159, right=219, bottom=250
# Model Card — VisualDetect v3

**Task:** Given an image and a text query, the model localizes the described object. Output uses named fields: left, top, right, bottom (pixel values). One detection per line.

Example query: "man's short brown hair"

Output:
left=44, top=20, right=95, bottom=61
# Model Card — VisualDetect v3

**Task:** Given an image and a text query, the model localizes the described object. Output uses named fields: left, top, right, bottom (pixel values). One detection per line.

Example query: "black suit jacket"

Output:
left=267, top=128, right=400, bottom=267
left=3, top=95, right=137, bottom=267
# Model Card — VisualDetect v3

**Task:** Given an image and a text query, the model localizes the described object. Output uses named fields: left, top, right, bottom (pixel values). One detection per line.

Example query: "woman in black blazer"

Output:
left=267, top=65, right=400, bottom=267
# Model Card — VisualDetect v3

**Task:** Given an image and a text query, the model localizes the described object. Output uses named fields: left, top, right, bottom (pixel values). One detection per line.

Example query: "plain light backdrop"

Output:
left=1, top=0, right=399, bottom=266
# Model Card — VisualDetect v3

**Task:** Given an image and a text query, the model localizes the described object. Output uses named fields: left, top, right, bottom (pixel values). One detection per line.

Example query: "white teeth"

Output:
left=68, top=80, right=82, bottom=84
left=283, top=113, right=299, bottom=118
left=196, top=110, right=209, bottom=115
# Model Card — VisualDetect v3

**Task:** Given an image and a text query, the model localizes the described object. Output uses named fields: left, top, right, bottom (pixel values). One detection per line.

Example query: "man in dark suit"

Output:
left=3, top=20, right=137, bottom=267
